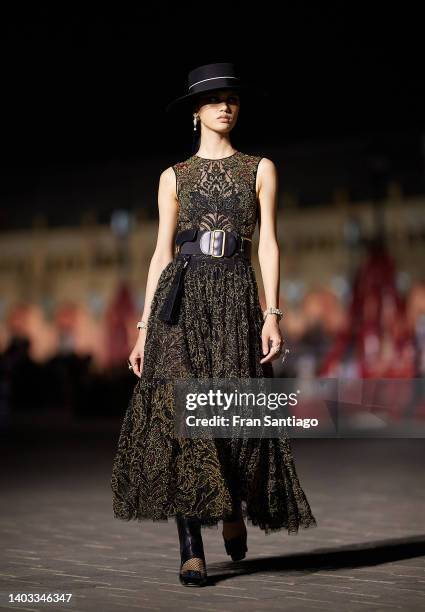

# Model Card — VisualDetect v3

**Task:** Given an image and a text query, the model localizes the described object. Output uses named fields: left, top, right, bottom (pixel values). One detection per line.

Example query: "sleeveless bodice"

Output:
left=172, top=150, right=262, bottom=237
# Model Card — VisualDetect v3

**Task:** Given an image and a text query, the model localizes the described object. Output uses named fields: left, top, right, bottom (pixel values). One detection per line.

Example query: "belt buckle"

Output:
left=209, top=229, right=226, bottom=257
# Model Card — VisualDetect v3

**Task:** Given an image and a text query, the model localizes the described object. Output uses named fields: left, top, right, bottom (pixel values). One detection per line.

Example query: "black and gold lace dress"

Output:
left=110, top=150, right=317, bottom=534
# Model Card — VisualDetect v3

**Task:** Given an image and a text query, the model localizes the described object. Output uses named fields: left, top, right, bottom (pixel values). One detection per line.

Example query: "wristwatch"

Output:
left=263, top=307, right=283, bottom=321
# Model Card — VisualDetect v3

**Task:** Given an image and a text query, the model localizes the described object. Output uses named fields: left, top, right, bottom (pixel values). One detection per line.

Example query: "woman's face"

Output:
left=194, top=88, right=240, bottom=133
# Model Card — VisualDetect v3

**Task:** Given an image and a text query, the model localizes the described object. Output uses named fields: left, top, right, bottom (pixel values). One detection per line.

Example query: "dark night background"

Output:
left=1, top=4, right=423, bottom=412
left=1, top=4, right=424, bottom=228
left=2, top=8, right=425, bottom=607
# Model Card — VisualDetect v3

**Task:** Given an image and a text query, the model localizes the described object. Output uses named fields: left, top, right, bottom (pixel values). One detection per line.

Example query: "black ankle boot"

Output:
left=222, top=509, right=248, bottom=562
left=176, top=515, right=208, bottom=587
left=223, top=530, right=248, bottom=561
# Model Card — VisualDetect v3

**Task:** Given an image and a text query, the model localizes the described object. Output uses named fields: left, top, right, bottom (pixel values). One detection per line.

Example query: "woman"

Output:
left=110, top=62, right=317, bottom=587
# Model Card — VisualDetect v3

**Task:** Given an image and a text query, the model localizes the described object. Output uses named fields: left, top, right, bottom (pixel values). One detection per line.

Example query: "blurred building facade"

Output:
left=1, top=189, right=424, bottom=306
left=1, top=184, right=425, bottom=429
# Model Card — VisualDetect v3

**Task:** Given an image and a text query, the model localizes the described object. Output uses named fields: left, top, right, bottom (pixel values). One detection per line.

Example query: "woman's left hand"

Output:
left=260, top=315, right=284, bottom=364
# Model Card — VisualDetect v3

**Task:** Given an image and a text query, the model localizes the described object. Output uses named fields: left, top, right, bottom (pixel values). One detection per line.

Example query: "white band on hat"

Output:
left=188, top=76, right=239, bottom=90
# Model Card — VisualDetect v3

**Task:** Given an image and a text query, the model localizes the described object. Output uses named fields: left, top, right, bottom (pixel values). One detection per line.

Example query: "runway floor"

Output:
left=1, top=414, right=425, bottom=611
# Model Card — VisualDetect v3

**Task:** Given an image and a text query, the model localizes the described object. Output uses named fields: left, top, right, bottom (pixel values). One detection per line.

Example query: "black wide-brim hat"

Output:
left=165, top=62, right=269, bottom=113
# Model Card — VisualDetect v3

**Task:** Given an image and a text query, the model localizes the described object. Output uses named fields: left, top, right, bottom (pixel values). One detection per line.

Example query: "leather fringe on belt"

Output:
left=157, top=254, right=191, bottom=324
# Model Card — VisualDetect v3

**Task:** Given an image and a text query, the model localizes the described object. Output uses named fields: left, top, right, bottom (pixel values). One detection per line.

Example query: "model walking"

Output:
left=110, top=62, right=317, bottom=587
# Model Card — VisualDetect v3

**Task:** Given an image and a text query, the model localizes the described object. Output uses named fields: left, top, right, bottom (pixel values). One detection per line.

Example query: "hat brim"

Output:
left=165, top=84, right=269, bottom=113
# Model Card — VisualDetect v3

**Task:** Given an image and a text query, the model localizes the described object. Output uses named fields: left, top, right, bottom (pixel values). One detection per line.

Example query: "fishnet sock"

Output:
left=181, top=557, right=206, bottom=574
left=222, top=516, right=247, bottom=540
left=222, top=503, right=247, bottom=540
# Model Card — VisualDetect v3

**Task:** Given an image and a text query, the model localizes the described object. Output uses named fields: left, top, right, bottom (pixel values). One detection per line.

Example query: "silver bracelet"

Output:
left=263, top=307, right=283, bottom=321
left=136, top=320, right=148, bottom=330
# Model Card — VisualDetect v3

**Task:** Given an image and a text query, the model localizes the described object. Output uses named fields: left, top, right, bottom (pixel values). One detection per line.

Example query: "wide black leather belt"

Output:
left=175, top=227, right=252, bottom=259
left=158, top=227, right=252, bottom=324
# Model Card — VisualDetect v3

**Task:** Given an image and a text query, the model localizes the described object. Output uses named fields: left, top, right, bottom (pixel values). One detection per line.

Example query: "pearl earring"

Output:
left=193, top=115, right=198, bottom=131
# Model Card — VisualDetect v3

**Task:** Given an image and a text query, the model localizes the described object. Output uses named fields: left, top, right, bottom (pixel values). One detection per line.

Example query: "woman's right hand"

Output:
left=128, top=331, right=147, bottom=378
